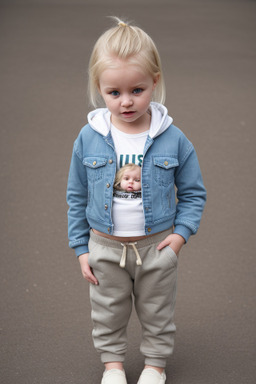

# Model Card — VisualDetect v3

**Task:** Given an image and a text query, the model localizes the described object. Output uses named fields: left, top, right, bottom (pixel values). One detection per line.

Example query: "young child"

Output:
left=114, top=163, right=142, bottom=192
left=67, top=17, right=206, bottom=384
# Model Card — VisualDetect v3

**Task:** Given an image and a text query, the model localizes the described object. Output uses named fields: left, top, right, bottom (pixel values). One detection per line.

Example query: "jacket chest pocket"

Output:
left=82, top=156, right=108, bottom=182
left=153, top=156, right=179, bottom=186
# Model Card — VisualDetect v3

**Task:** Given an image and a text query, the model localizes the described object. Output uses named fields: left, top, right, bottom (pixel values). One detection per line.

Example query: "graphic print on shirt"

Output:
left=119, top=154, right=144, bottom=168
left=110, top=124, right=148, bottom=170
left=113, top=190, right=142, bottom=199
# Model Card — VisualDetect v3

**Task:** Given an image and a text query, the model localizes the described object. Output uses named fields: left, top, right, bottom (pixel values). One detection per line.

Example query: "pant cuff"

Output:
left=101, top=352, right=126, bottom=364
left=144, top=357, right=167, bottom=368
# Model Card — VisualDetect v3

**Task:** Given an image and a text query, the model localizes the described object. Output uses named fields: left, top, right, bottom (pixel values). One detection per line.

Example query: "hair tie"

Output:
left=118, top=21, right=128, bottom=27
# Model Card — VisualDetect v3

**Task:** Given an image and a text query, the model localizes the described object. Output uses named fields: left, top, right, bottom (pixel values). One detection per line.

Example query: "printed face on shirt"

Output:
left=98, top=57, right=158, bottom=134
left=120, top=168, right=141, bottom=192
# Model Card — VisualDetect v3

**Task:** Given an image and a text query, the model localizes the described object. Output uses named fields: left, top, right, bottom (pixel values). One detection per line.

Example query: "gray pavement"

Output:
left=0, top=1, right=255, bottom=383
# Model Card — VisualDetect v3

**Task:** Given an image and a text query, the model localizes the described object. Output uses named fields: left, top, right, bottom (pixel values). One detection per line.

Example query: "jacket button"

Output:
left=147, top=228, right=152, bottom=232
left=109, top=159, right=113, bottom=164
left=104, top=204, right=108, bottom=210
left=106, top=183, right=110, bottom=188
left=107, top=227, right=110, bottom=232
left=164, top=161, right=168, bottom=166
left=93, top=161, right=97, bottom=166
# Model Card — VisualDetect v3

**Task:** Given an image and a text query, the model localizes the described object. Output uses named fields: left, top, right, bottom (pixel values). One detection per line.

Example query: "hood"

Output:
left=87, top=102, right=173, bottom=139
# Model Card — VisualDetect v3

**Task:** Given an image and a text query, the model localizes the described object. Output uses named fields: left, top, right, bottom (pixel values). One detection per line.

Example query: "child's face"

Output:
left=120, top=168, right=141, bottom=192
left=98, top=57, right=158, bottom=133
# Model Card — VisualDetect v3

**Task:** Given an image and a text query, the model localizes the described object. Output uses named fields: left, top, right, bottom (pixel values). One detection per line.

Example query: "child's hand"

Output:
left=78, top=253, right=98, bottom=285
left=157, top=233, right=185, bottom=256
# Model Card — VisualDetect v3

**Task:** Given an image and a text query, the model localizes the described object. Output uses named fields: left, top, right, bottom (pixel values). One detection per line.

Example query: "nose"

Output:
left=121, top=94, right=133, bottom=107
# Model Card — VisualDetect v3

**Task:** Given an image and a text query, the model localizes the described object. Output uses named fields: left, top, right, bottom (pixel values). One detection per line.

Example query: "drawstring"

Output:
left=120, top=242, right=142, bottom=268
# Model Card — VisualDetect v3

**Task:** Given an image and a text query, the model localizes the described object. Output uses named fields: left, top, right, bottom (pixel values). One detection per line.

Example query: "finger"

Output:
left=84, top=268, right=98, bottom=285
left=87, top=276, right=98, bottom=285
left=157, top=239, right=170, bottom=250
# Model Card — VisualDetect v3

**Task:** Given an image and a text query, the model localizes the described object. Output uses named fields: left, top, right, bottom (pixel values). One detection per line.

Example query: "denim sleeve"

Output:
left=173, top=138, right=207, bottom=242
left=66, top=141, right=90, bottom=257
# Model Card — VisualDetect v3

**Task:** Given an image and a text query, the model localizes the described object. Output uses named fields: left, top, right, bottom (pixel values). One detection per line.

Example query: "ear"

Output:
left=97, top=82, right=102, bottom=95
left=152, top=74, right=160, bottom=90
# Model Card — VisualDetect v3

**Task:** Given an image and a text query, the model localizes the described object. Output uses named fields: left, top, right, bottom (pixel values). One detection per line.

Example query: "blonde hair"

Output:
left=114, top=163, right=141, bottom=190
left=88, top=17, right=166, bottom=107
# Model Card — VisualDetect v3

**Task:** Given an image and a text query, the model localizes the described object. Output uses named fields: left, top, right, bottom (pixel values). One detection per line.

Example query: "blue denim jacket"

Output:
left=67, top=104, right=206, bottom=257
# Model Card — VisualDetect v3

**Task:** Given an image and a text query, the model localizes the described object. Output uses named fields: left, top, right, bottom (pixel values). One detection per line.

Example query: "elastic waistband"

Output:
left=89, top=228, right=173, bottom=250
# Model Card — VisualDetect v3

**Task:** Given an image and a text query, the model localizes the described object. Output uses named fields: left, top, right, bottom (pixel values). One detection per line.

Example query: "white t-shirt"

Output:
left=111, top=124, right=148, bottom=170
left=112, top=190, right=145, bottom=236
left=111, top=124, right=148, bottom=235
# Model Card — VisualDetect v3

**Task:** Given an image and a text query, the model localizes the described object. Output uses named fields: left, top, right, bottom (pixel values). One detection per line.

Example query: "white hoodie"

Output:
left=87, top=102, right=173, bottom=139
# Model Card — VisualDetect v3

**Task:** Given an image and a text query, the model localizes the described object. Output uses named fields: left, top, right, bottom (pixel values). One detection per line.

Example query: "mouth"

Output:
left=127, top=186, right=134, bottom=191
left=122, top=111, right=136, bottom=118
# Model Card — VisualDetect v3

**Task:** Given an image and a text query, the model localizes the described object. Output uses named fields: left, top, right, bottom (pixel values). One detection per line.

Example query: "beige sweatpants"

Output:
left=88, top=229, right=178, bottom=368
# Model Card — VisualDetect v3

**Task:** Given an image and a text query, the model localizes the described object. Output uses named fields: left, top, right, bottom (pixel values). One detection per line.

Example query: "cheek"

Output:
left=105, top=98, right=117, bottom=110
left=140, top=93, right=153, bottom=107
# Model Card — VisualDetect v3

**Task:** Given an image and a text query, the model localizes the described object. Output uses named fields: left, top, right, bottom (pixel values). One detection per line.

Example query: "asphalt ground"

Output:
left=0, top=1, right=255, bottom=383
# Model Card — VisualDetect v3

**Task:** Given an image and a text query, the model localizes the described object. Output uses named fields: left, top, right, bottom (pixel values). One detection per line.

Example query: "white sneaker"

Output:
left=137, top=368, right=166, bottom=384
left=101, top=369, right=127, bottom=384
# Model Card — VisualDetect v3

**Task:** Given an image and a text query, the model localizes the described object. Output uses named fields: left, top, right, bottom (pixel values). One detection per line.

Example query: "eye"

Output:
left=133, top=88, right=143, bottom=94
left=135, top=179, right=140, bottom=182
left=110, top=90, right=120, bottom=96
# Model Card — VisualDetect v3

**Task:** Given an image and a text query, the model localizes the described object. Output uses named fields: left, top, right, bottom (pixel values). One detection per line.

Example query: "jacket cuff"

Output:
left=173, top=225, right=193, bottom=243
left=74, top=244, right=89, bottom=257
